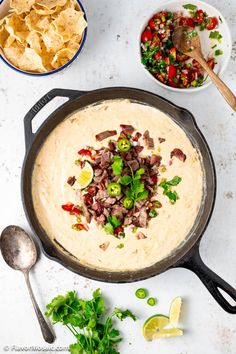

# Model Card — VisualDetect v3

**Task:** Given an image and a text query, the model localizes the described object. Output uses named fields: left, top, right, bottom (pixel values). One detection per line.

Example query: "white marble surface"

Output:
left=0, top=0, right=236, bottom=353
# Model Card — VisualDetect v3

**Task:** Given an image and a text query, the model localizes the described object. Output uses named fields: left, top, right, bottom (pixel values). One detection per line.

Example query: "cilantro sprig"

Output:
left=120, top=167, right=149, bottom=205
left=159, top=176, right=182, bottom=204
left=112, top=156, right=123, bottom=176
left=45, top=289, right=136, bottom=354
left=103, top=215, right=122, bottom=235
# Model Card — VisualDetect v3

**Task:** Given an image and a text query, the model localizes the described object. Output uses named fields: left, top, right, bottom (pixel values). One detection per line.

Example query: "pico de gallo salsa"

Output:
left=141, top=4, right=223, bottom=88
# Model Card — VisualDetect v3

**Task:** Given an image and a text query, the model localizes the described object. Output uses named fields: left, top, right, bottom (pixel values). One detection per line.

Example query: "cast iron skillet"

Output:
left=21, top=87, right=236, bottom=314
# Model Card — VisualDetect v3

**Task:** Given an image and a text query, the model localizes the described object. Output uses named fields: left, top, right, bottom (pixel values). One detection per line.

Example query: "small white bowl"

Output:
left=139, top=0, right=232, bottom=93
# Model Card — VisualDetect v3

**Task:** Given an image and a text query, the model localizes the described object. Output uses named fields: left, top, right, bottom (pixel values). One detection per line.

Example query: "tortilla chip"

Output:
left=26, top=31, right=43, bottom=52
left=66, top=34, right=81, bottom=51
left=0, top=27, right=9, bottom=47
left=25, top=10, right=51, bottom=32
left=32, top=3, right=59, bottom=15
left=51, top=48, right=74, bottom=69
left=10, top=0, right=35, bottom=14
left=4, top=46, right=47, bottom=72
left=36, top=0, right=67, bottom=10
left=54, top=8, right=87, bottom=40
left=42, top=24, right=64, bottom=52
left=5, top=14, right=29, bottom=43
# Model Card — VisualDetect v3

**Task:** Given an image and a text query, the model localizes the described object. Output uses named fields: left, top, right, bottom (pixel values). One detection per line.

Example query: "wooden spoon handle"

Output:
left=195, top=55, right=236, bottom=111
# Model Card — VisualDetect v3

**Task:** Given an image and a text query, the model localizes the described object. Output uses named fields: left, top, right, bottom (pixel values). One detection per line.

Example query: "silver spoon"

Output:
left=0, top=225, right=55, bottom=343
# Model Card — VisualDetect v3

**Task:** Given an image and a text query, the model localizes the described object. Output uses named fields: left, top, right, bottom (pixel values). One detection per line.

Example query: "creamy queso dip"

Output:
left=32, top=100, right=204, bottom=271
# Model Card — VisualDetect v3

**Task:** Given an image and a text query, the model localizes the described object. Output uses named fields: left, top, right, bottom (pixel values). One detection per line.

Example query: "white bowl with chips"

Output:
left=0, top=0, right=88, bottom=76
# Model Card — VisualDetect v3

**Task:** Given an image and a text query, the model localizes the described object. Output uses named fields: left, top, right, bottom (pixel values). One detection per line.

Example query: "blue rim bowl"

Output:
left=0, top=0, right=88, bottom=76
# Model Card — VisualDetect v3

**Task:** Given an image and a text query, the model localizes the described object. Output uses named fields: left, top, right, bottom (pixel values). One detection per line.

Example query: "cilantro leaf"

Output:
left=209, top=31, right=222, bottom=42
left=109, top=215, right=122, bottom=228
left=159, top=176, right=182, bottom=204
left=120, top=175, right=132, bottom=185
left=103, top=222, right=114, bottom=235
left=183, top=4, right=197, bottom=11
left=215, top=49, right=223, bottom=56
left=134, top=168, right=145, bottom=179
left=113, top=308, right=137, bottom=321
left=112, top=156, right=123, bottom=176
left=136, top=190, right=149, bottom=201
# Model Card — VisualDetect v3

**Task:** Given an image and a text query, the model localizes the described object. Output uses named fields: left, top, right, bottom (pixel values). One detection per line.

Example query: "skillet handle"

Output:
left=178, top=246, right=236, bottom=314
left=24, top=88, right=86, bottom=151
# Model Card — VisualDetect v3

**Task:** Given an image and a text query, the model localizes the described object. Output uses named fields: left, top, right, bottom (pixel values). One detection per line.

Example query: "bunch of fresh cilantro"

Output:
left=120, top=167, right=149, bottom=204
left=45, top=288, right=136, bottom=354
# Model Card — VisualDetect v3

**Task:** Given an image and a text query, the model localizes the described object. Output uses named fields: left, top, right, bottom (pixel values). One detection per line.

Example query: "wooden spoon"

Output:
left=172, top=26, right=236, bottom=111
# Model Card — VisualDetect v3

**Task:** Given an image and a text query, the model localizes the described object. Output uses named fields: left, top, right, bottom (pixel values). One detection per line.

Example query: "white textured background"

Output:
left=0, top=0, right=235, bottom=353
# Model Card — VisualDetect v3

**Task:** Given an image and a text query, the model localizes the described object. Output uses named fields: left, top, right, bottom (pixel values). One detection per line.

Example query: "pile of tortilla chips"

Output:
left=0, top=0, right=87, bottom=73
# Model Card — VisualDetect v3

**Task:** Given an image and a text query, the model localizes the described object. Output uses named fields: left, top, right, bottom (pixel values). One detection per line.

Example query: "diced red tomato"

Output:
left=62, top=203, right=74, bottom=212
left=168, top=65, right=177, bottom=80
left=195, top=9, right=204, bottom=24
left=185, top=18, right=195, bottom=28
left=141, top=29, right=152, bottom=43
left=206, top=17, right=218, bottom=30
left=88, top=186, right=98, bottom=196
left=114, top=226, right=124, bottom=236
left=70, top=206, right=81, bottom=215
left=168, top=79, right=179, bottom=88
left=169, top=47, right=176, bottom=60
left=178, top=16, right=185, bottom=26
left=207, top=58, right=215, bottom=70
left=148, top=18, right=156, bottom=30
left=83, top=193, right=93, bottom=206
left=78, top=149, right=92, bottom=158
left=154, top=50, right=162, bottom=61
left=73, top=223, right=89, bottom=231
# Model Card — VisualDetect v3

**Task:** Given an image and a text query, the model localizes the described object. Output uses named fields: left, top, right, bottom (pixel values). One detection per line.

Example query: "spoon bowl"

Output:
left=0, top=225, right=55, bottom=343
left=1, top=225, right=37, bottom=271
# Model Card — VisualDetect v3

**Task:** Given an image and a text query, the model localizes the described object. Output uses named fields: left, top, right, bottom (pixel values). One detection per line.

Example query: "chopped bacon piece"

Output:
left=158, top=137, right=166, bottom=143
left=133, top=132, right=142, bottom=141
left=150, top=154, right=162, bottom=166
left=99, top=242, right=110, bottom=251
left=67, top=176, right=76, bottom=186
left=143, top=130, right=154, bottom=149
left=136, top=232, right=147, bottom=240
left=73, top=223, right=89, bottom=231
left=170, top=148, right=187, bottom=162
left=95, top=130, right=117, bottom=141
left=62, top=203, right=74, bottom=212
left=83, top=193, right=93, bottom=206
left=120, top=124, right=135, bottom=134
left=88, top=186, right=98, bottom=196
left=78, top=149, right=92, bottom=158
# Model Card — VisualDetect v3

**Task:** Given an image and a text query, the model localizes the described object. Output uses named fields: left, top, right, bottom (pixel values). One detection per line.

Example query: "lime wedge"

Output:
left=153, top=328, right=183, bottom=339
left=143, top=315, right=169, bottom=341
left=75, top=161, right=93, bottom=189
left=169, top=296, right=182, bottom=327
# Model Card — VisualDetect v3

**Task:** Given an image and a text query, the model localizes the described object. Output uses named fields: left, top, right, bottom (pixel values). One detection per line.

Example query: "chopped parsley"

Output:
left=215, top=49, right=223, bottom=56
left=183, top=4, right=197, bottom=11
left=159, top=176, right=182, bottom=204
left=209, top=30, right=222, bottom=42
left=112, top=155, right=123, bottom=175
